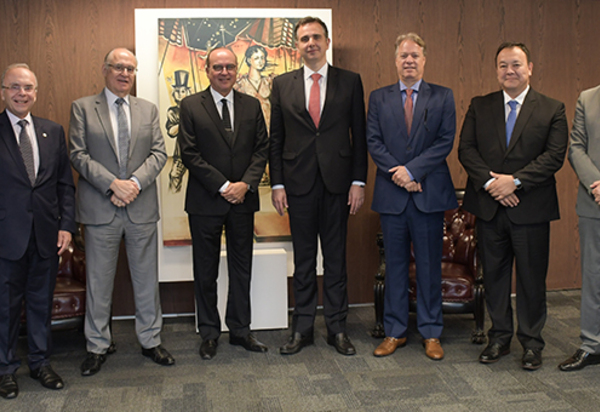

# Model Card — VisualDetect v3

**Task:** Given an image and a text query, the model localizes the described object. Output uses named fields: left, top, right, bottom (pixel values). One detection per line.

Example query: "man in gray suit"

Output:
left=69, top=48, right=173, bottom=376
left=559, top=85, right=600, bottom=371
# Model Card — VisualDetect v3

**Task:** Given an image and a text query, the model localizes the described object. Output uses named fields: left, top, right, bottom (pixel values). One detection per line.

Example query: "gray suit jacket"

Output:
left=569, top=85, right=600, bottom=218
left=69, top=90, right=167, bottom=225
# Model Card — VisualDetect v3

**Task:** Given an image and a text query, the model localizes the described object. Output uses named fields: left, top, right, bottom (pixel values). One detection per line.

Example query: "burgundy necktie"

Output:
left=405, top=89, right=413, bottom=135
left=309, top=73, right=322, bottom=128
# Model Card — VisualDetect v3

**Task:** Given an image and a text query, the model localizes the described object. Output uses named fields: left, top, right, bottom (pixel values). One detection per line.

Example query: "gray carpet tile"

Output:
left=3, top=290, right=598, bottom=411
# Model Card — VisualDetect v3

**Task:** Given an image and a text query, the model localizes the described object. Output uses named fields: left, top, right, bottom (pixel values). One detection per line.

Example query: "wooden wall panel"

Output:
left=2, top=0, right=600, bottom=314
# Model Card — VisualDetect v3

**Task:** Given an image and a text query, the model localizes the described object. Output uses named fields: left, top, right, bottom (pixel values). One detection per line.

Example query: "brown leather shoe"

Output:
left=373, top=337, right=407, bottom=357
left=423, top=338, right=444, bottom=360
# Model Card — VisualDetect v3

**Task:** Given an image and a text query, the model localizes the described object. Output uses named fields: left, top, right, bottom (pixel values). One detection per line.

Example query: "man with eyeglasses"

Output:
left=178, top=47, right=268, bottom=359
left=69, top=48, right=173, bottom=376
left=0, top=63, right=75, bottom=399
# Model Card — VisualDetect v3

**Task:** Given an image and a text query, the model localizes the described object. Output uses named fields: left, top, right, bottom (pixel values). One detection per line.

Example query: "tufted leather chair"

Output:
left=21, top=230, right=87, bottom=331
left=372, top=189, right=485, bottom=343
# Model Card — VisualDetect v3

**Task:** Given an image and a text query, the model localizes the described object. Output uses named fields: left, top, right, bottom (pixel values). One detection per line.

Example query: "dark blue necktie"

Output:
left=505, top=100, right=518, bottom=147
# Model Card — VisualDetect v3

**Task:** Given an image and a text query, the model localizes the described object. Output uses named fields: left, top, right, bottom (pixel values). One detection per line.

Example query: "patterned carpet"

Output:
left=4, top=290, right=599, bottom=412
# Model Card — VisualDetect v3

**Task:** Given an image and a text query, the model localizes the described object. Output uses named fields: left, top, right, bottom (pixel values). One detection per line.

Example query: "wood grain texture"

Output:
left=2, top=0, right=598, bottom=314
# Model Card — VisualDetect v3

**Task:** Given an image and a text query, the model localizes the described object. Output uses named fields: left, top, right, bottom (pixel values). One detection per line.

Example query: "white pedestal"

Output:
left=196, top=248, right=289, bottom=331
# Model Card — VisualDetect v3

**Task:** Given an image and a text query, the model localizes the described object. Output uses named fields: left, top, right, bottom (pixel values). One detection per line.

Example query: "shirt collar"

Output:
left=210, top=87, right=234, bottom=105
left=304, top=63, right=328, bottom=81
left=503, top=85, right=530, bottom=106
left=6, top=109, right=33, bottom=128
left=104, top=87, right=130, bottom=107
left=399, top=79, right=422, bottom=93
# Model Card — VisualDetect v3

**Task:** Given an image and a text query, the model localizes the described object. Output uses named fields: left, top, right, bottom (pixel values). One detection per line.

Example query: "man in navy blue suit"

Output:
left=0, top=64, right=75, bottom=399
left=367, top=33, right=457, bottom=360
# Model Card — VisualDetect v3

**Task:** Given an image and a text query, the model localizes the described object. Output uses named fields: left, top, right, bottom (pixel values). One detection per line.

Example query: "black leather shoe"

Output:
left=559, top=349, right=600, bottom=372
left=107, top=341, right=117, bottom=355
left=230, top=333, right=268, bottom=352
left=522, top=348, right=542, bottom=370
left=327, top=333, right=356, bottom=356
left=0, top=374, right=18, bottom=399
left=280, top=332, right=314, bottom=355
left=80, top=352, right=106, bottom=376
left=200, top=339, right=218, bottom=360
left=30, top=365, right=64, bottom=390
left=479, top=342, right=510, bottom=363
left=142, top=345, right=175, bottom=366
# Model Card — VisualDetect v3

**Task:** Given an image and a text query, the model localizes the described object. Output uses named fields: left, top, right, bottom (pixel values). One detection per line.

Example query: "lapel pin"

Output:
left=42, top=133, right=47, bottom=138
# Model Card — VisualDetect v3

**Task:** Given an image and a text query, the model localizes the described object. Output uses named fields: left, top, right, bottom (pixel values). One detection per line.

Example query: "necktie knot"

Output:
left=311, top=73, right=322, bottom=83
left=508, top=100, right=518, bottom=111
left=18, top=119, right=28, bottom=128
left=116, top=97, right=125, bottom=107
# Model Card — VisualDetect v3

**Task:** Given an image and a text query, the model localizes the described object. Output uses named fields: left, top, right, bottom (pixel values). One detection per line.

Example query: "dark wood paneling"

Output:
left=3, top=0, right=599, bottom=314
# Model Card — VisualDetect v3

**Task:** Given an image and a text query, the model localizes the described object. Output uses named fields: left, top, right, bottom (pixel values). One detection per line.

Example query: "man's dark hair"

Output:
left=495, top=42, right=531, bottom=64
left=294, top=16, right=329, bottom=40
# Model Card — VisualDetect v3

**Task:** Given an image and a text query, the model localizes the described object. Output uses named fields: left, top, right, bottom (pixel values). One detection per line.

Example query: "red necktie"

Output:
left=405, top=89, right=413, bottom=135
left=309, top=73, right=322, bottom=128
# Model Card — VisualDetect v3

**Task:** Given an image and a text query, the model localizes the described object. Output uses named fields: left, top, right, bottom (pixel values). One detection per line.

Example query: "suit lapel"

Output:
left=232, top=91, right=244, bottom=147
left=320, top=65, right=337, bottom=127
left=0, top=111, right=30, bottom=184
left=492, top=92, right=507, bottom=152
left=94, top=92, right=118, bottom=157
left=201, top=89, right=232, bottom=148
left=387, top=84, right=406, bottom=135
left=506, top=89, right=537, bottom=154
left=292, top=68, right=315, bottom=130
left=129, top=96, right=141, bottom=157
left=412, top=81, right=431, bottom=138
left=32, top=116, right=48, bottom=186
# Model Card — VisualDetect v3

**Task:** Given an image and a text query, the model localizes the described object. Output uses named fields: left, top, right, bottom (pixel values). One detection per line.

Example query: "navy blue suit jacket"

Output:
left=367, top=81, right=457, bottom=214
left=0, top=110, right=76, bottom=260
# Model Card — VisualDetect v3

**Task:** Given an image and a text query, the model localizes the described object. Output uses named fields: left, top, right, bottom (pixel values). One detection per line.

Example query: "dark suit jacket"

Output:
left=178, top=89, right=268, bottom=215
left=367, top=81, right=457, bottom=214
left=458, top=88, right=568, bottom=224
left=0, top=110, right=76, bottom=260
left=269, top=66, right=367, bottom=195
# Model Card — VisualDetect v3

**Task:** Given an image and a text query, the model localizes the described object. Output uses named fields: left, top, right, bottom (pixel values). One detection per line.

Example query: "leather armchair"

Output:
left=372, top=189, right=485, bottom=343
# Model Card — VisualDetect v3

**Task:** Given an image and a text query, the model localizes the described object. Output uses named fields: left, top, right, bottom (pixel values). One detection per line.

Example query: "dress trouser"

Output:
left=477, top=208, right=549, bottom=350
left=380, top=197, right=444, bottom=340
left=0, top=227, right=57, bottom=374
left=578, top=216, right=600, bottom=354
left=287, top=173, right=350, bottom=337
left=84, top=208, right=162, bottom=354
left=189, top=209, right=254, bottom=341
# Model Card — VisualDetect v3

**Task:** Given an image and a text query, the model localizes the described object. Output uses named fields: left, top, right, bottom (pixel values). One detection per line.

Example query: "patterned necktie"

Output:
left=308, top=73, right=322, bottom=128
left=116, top=98, right=129, bottom=179
left=404, top=89, right=414, bottom=135
left=506, top=100, right=518, bottom=147
left=17, top=119, right=36, bottom=185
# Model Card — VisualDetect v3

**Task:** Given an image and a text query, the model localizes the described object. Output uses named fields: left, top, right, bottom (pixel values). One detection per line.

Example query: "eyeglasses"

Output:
left=107, top=64, right=138, bottom=74
left=211, top=64, right=237, bottom=73
left=2, top=84, right=36, bottom=93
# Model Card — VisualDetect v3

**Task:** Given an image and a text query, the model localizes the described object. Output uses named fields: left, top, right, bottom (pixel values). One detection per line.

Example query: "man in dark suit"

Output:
left=269, top=17, right=368, bottom=356
left=367, top=33, right=457, bottom=361
left=179, top=47, right=269, bottom=360
left=0, top=64, right=75, bottom=399
left=70, top=48, right=173, bottom=376
left=459, top=42, right=568, bottom=370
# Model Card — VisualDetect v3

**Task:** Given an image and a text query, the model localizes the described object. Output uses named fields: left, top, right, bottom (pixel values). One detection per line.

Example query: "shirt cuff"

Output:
left=405, top=168, right=414, bottom=182
left=219, top=181, right=230, bottom=193
left=130, top=177, right=141, bottom=191
left=483, top=177, right=495, bottom=189
left=352, top=181, right=366, bottom=187
left=272, top=184, right=285, bottom=190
